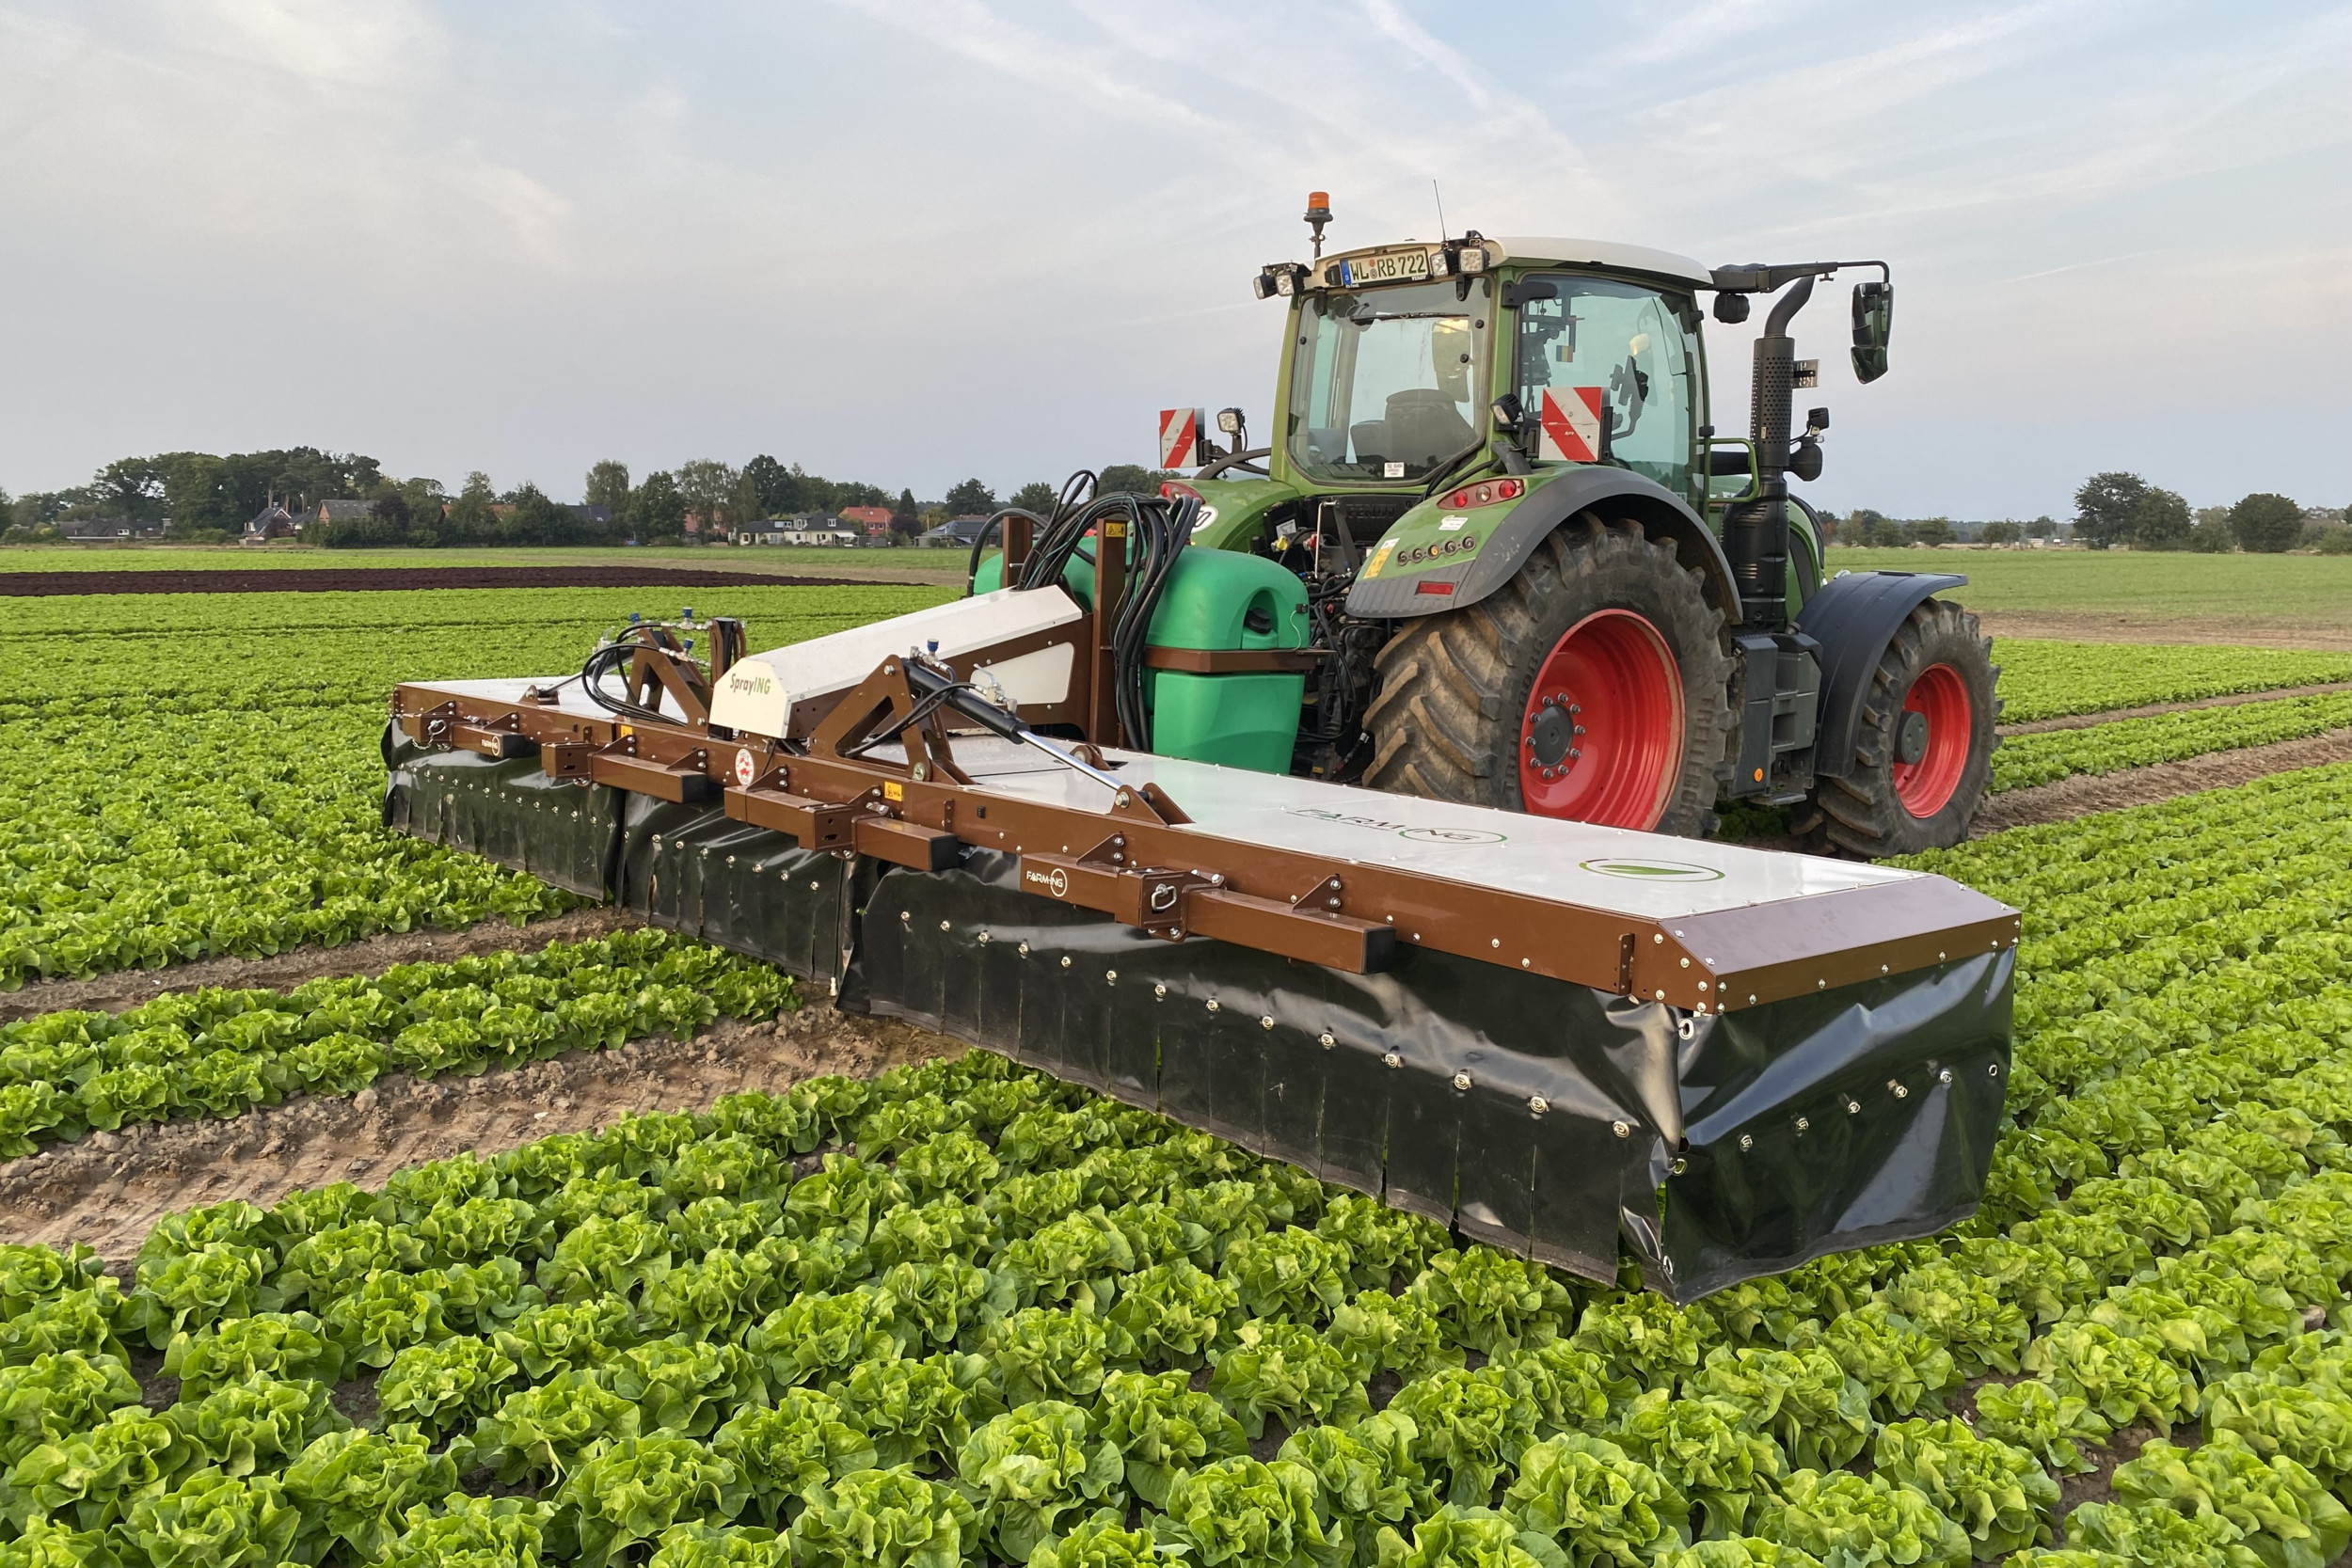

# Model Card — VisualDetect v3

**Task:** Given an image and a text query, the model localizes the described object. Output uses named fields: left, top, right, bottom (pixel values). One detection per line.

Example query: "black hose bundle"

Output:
left=1110, top=490, right=1194, bottom=752
left=580, top=624, right=693, bottom=727
left=966, top=471, right=1101, bottom=594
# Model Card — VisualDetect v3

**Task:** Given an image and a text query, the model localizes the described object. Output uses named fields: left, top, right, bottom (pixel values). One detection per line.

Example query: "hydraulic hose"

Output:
left=966, top=507, right=1049, bottom=594
left=580, top=628, right=693, bottom=727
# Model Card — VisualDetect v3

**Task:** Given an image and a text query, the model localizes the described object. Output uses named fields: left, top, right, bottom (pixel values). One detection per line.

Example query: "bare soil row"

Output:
left=0, top=565, right=920, bottom=595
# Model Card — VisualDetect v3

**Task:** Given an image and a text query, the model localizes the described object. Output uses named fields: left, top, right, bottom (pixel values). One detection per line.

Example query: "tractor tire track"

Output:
left=0, top=906, right=636, bottom=1024
left=1997, top=680, right=2352, bottom=736
left=0, top=1006, right=957, bottom=1264
left=1973, top=726, right=2352, bottom=832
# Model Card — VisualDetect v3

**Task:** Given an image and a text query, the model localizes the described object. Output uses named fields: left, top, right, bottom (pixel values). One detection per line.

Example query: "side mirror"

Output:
left=1851, top=280, right=1893, bottom=383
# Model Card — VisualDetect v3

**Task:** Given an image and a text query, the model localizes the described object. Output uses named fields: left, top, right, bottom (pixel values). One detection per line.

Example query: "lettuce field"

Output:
left=1, top=575, right=2350, bottom=1568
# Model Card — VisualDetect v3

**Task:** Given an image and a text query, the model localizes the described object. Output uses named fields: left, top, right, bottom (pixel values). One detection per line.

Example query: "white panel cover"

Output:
left=937, top=739, right=1917, bottom=923
left=709, top=587, right=1085, bottom=739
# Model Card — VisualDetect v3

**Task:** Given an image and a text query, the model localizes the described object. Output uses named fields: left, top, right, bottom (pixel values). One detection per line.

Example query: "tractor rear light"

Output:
left=1439, top=478, right=1524, bottom=510
left=1415, top=580, right=1456, bottom=596
left=1161, top=482, right=1201, bottom=502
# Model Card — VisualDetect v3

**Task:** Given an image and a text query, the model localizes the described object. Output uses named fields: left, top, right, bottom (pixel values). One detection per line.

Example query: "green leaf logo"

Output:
left=1578, top=858, right=1724, bottom=882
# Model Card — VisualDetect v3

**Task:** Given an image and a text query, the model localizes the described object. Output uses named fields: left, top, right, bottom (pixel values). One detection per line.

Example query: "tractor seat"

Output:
left=1382, top=388, right=1474, bottom=469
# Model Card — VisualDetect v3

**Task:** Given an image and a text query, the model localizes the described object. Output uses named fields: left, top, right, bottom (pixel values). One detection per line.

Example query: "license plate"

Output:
left=1339, top=249, right=1432, bottom=287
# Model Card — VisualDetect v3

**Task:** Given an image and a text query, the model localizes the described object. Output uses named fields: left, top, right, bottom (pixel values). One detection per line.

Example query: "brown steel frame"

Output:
left=395, top=636, right=2017, bottom=1013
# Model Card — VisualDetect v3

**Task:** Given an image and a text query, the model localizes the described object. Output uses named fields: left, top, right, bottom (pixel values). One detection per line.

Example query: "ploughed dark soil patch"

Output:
left=0, top=566, right=919, bottom=595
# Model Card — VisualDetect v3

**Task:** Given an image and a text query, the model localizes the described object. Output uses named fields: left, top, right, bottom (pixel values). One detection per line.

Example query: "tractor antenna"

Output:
left=1304, top=191, right=1332, bottom=261
left=1432, top=180, right=1446, bottom=240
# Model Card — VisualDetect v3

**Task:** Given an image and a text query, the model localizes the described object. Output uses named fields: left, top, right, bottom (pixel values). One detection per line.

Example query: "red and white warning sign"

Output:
left=1537, top=387, right=1605, bottom=463
left=734, top=746, right=757, bottom=786
left=1157, top=407, right=1204, bottom=468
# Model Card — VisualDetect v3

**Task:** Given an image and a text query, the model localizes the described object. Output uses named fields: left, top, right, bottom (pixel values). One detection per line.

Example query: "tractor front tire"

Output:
left=1794, top=597, right=2000, bottom=858
left=1363, top=516, right=1735, bottom=836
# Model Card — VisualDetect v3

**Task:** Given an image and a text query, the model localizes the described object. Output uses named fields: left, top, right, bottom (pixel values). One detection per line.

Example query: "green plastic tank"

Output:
left=971, top=542, right=1308, bottom=773
left=1141, top=549, right=1309, bottom=774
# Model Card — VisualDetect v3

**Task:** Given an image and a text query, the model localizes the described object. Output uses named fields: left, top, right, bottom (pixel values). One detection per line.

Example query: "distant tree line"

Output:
left=2, top=447, right=1182, bottom=549
left=2067, top=473, right=2344, bottom=554
left=1816, top=477, right=2347, bottom=557
left=2, top=448, right=385, bottom=543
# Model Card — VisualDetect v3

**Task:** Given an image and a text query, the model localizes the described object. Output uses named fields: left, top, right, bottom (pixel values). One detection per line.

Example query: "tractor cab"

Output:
left=1183, top=232, right=1746, bottom=593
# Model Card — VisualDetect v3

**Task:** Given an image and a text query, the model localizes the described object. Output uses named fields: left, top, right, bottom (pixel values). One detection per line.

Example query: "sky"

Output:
left=1, top=0, right=2346, bottom=519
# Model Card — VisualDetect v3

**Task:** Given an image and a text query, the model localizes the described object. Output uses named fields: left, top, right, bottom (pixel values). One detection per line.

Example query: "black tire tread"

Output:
left=1363, top=516, right=1736, bottom=837
left=1791, top=597, right=2001, bottom=858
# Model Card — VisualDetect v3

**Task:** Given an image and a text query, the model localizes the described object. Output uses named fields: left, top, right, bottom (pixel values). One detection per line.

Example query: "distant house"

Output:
left=568, top=503, right=613, bottom=528
left=917, top=515, right=992, bottom=548
left=740, top=515, right=861, bottom=546
left=60, top=517, right=143, bottom=542
left=245, top=503, right=300, bottom=541
left=316, top=499, right=373, bottom=528
left=840, top=505, right=894, bottom=536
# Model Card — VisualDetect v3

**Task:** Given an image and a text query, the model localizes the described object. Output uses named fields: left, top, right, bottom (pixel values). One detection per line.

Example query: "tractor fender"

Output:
left=1796, top=570, right=1969, bottom=779
left=1343, top=467, right=1740, bottom=622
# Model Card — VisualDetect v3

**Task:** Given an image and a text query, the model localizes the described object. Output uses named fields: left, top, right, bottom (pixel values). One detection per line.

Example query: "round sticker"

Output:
left=734, top=747, right=757, bottom=786
left=1578, top=857, right=1724, bottom=882
left=1400, top=827, right=1508, bottom=845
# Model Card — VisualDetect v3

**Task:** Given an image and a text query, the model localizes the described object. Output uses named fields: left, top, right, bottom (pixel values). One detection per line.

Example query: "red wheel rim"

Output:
left=1891, top=662, right=1971, bottom=818
left=1518, top=609, right=1684, bottom=830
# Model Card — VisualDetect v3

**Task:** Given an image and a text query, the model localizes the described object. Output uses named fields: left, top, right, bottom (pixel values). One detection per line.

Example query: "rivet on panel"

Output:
left=1611, top=1120, right=1629, bottom=1138
left=1017, top=942, right=1031, bottom=957
left=1679, top=958, right=1690, bottom=969
left=1207, top=1000, right=1221, bottom=1013
left=1059, top=956, right=1072, bottom=969
left=1154, top=983, right=1167, bottom=999
left=1938, top=1068, right=1954, bottom=1085
left=1738, top=1133, right=1754, bottom=1151
left=1490, top=938, right=1502, bottom=949
left=1528, top=1095, right=1549, bottom=1115
left=1671, top=1158, right=1688, bottom=1175
left=1817, top=979, right=1826, bottom=990
left=1795, top=1117, right=1810, bottom=1132
left=1845, top=1099, right=1860, bottom=1115
left=1880, top=964, right=1889, bottom=974
left=1748, top=994, right=1757, bottom=1005
left=1653, top=934, right=1664, bottom=945
left=1653, top=990, right=1664, bottom=1001
left=899, top=911, right=911, bottom=922
left=941, top=920, right=951, bottom=932
left=1451, top=1071, right=1471, bottom=1091
left=1319, top=1033, right=1335, bottom=1049
left=1261, top=1016, right=1275, bottom=1030
left=1520, top=958, right=1531, bottom=968
left=1382, top=1052, right=1402, bottom=1069
left=1988, top=1063, right=2000, bottom=1077
left=1105, top=970, right=1117, bottom=984
left=977, top=932, right=991, bottom=944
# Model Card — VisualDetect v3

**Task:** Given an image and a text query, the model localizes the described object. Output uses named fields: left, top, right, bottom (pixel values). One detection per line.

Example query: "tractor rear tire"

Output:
left=1363, top=516, right=1735, bottom=836
left=1793, top=597, right=2000, bottom=858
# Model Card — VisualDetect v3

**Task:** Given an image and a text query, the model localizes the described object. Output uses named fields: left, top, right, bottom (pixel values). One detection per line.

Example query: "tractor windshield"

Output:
left=1288, top=279, right=1486, bottom=484
left=1513, top=276, right=1703, bottom=500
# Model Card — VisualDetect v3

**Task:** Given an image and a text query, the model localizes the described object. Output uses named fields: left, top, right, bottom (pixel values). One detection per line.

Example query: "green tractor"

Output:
left=990, top=196, right=1998, bottom=857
